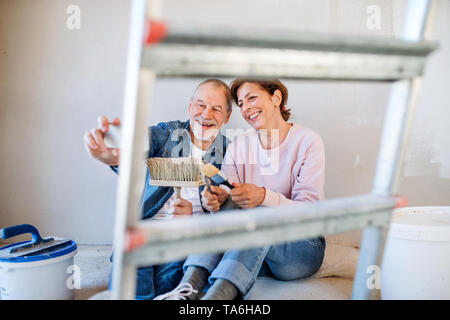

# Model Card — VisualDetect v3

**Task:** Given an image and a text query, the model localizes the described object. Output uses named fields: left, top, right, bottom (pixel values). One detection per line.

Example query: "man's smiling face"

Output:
left=188, top=82, right=231, bottom=143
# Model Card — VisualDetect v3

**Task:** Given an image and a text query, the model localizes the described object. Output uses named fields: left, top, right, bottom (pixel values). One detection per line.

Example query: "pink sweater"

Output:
left=222, top=124, right=325, bottom=206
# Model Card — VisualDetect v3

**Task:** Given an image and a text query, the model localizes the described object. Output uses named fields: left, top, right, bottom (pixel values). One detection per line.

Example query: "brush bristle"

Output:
left=146, top=157, right=204, bottom=182
left=200, top=163, right=219, bottom=178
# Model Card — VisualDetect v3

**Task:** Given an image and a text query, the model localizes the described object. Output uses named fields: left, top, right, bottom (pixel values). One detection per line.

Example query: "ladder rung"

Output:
left=158, top=24, right=436, bottom=56
left=143, top=44, right=429, bottom=81
left=124, top=194, right=395, bottom=267
left=142, top=23, right=437, bottom=80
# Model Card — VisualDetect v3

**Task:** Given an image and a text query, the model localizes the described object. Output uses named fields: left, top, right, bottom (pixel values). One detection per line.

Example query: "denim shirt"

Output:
left=110, top=120, right=229, bottom=220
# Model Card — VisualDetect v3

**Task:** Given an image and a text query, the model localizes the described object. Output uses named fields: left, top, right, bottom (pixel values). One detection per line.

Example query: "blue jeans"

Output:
left=183, top=236, right=326, bottom=296
left=135, top=261, right=185, bottom=299
left=108, top=260, right=184, bottom=300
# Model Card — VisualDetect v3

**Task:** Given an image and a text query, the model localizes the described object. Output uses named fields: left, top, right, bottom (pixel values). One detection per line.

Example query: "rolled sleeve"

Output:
left=261, top=188, right=280, bottom=207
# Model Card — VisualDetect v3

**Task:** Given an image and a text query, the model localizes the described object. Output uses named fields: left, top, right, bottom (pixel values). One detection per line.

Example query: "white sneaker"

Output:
left=153, top=283, right=198, bottom=300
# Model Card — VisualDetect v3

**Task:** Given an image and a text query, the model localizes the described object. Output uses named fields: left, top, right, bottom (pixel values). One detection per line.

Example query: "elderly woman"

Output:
left=155, top=79, right=326, bottom=300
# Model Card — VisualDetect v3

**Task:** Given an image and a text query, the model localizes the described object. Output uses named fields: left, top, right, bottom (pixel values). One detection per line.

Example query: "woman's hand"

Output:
left=230, top=183, right=266, bottom=209
left=201, top=186, right=229, bottom=212
left=169, top=198, right=193, bottom=216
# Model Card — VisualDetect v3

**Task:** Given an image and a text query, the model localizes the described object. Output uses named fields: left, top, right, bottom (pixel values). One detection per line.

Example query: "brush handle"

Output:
left=174, top=186, right=181, bottom=198
left=223, top=181, right=235, bottom=189
left=210, top=174, right=235, bottom=189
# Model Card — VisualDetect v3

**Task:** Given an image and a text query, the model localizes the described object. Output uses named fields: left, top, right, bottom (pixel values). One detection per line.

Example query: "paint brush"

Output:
left=146, top=157, right=205, bottom=198
left=200, top=163, right=235, bottom=189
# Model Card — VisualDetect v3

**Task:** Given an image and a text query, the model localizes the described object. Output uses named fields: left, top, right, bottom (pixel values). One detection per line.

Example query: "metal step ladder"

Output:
left=110, top=0, right=437, bottom=300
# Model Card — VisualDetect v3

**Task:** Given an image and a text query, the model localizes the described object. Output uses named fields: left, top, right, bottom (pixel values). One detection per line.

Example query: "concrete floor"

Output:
left=73, top=245, right=112, bottom=300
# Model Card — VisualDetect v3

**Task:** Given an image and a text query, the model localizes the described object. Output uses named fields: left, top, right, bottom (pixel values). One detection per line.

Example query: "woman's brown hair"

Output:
left=230, top=79, right=291, bottom=121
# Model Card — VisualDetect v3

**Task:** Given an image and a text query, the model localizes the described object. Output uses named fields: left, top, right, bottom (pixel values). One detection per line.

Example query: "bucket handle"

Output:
left=0, top=224, right=45, bottom=245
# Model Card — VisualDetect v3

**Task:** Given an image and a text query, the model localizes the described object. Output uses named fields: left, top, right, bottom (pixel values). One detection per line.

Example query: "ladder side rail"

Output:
left=110, top=0, right=150, bottom=300
left=351, top=0, right=434, bottom=300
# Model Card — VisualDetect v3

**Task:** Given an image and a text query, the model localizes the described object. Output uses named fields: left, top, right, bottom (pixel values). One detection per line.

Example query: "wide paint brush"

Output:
left=146, top=157, right=205, bottom=198
left=200, top=163, right=235, bottom=189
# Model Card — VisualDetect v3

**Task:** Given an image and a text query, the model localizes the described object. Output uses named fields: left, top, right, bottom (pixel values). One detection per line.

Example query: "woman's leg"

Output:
left=170, top=253, right=223, bottom=299
left=183, top=253, right=223, bottom=274
left=204, top=236, right=325, bottom=299
left=265, top=236, right=326, bottom=281
left=207, top=246, right=270, bottom=297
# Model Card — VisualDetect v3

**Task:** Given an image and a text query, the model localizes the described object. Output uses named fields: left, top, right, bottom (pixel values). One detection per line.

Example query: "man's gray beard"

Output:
left=192, top=126, right=220, bottom=142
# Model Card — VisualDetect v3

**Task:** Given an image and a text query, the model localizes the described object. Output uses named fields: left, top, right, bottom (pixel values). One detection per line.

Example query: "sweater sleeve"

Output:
left=220, top=141, right=242, bottom=185
left=262, top=132, right=325, bottom=206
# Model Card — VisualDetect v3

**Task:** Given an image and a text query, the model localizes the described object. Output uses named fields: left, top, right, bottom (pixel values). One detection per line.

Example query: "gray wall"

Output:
left=0, top=0, right=449, bottom=245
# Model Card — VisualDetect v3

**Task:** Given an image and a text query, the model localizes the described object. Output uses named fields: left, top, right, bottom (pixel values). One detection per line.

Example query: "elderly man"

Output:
left=84, top=79, right=233, bottom=299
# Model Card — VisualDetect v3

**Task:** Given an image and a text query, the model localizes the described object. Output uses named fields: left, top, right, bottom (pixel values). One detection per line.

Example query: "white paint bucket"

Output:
left=0, top=224, right=78, bottom=300
left=381, top=206, right=450, bottom=299
left=0, top=250, right=77, bottom=300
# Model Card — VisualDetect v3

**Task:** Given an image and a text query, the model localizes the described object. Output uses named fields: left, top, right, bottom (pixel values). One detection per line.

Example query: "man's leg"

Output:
left=153, top=260, right=185, bottom=297
left=108, top=253, right=160, bottom=300
left=135, top=266, right=156, bottom=300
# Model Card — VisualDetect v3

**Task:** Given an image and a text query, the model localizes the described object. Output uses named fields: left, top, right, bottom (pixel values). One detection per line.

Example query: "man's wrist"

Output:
left=105, top=159, right=119, bottom=167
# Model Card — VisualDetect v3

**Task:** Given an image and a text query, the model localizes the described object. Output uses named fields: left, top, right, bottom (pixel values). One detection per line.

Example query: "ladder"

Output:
left=110, top=0, right=437, bottom=300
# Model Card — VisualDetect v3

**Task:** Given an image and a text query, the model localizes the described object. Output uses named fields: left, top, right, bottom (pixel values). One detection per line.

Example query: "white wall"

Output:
left=0, top=0, right=449, bottom=245
left=0, top=0, right=128, bottom=244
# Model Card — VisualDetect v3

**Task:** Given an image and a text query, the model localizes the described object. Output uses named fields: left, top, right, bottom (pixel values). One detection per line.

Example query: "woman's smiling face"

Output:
left=236, top=82, right=281, bottom=130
